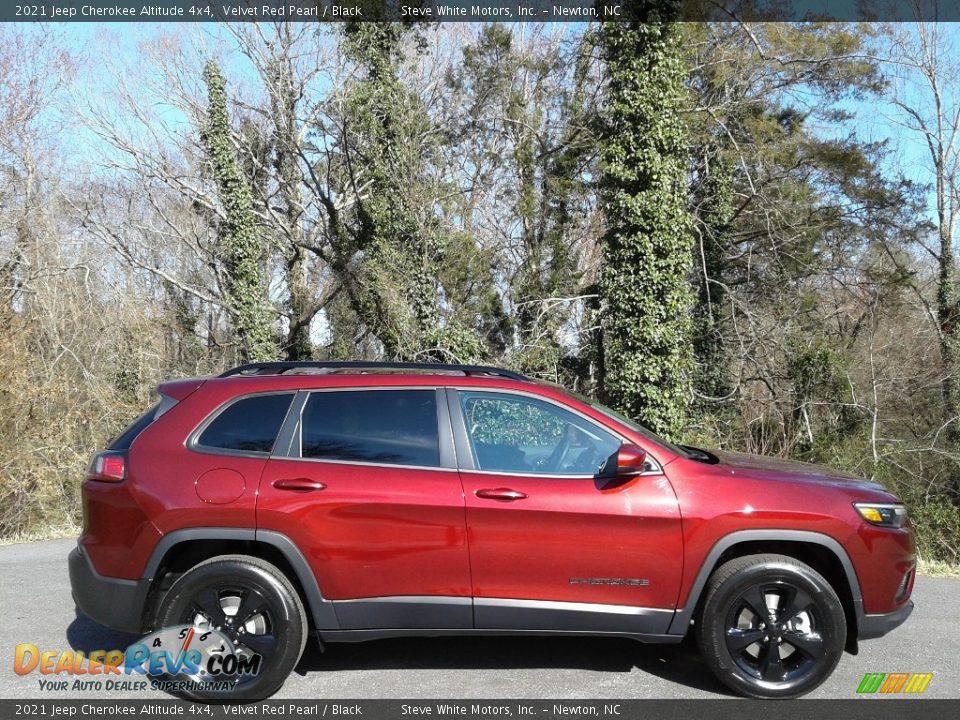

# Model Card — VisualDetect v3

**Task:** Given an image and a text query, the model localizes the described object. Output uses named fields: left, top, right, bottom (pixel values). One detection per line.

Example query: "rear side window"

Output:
left=109, top=395, right=177, bottom=450
left=195, top=393, right=294, bottom=454
left=301, top=390, right=439, bottom=468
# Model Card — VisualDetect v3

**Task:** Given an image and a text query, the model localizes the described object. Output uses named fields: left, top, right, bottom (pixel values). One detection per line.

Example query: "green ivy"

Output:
left=340, top=21, right=439, bottom=360
left=597, top=3, right=695, bottom=441
left=201, top=61, right=277, bottom=362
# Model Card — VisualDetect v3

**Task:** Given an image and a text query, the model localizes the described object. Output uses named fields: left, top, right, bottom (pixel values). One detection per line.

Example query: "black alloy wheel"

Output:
left=154, top=555, right=307, bottom=701
left=697, top=554, right=847, bottom=698
left=725, top=580, right=825, bottom=683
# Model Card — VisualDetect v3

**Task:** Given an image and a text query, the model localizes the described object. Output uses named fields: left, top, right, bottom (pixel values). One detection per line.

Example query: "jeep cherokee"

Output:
left=69, top=361, right=915, bottom=700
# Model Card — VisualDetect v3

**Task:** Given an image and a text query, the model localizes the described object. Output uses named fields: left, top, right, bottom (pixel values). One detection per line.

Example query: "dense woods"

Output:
left=1, top=19, right=959, bottom=564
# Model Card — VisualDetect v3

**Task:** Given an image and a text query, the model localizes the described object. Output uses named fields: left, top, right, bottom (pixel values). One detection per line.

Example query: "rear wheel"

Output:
left=696, top=554, right=846, bottom=698
left=154, top=555, right=307, bottom=701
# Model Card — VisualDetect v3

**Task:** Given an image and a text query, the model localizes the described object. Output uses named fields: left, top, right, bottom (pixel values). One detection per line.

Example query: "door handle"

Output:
left=272, top=478, right=327, bottom=492
left=475, top=487, right=528, bottom=501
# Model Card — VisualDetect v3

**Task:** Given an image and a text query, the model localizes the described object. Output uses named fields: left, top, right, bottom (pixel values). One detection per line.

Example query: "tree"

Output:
left=339, top=21, right=439, bottom=359
left=227, top=23, right=344, bottom=361
left=682, top=22, right=916, bottom=456
left=201, top=61, right=277, bottom=362
left=887, top=23, right=960, bottom=501
left=597, top=2, right=695, bottom=440
left=449, top=25, right=597, bottom=376
left=691, top=146, right=734, bottom=405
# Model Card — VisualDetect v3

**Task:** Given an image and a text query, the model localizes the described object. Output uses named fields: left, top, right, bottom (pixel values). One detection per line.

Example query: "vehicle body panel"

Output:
left=664, top=456, right=915, bottom=617
left=73, top=367, right=915, bottom=647
left=459, top=472, right=683, bottom=611
left=257, top=457, right=472, bottom=602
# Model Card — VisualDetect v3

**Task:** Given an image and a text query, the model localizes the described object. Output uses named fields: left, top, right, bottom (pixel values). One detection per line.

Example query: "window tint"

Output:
left=196, top=393, right=293, bottom=454
left=301, top=390, right=440, bottom=468
left=459, top=392, right=620, bottom=475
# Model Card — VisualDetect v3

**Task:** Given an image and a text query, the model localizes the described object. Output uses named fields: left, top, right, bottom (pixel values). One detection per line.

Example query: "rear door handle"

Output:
left=272, top=478, right=327, bottom=492
left=475, top=487, right=528, bottom=501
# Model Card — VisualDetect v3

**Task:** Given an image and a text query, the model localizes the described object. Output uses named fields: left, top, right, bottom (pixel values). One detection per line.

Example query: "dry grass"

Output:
left=0, top=522, right=78, bottom=546
left=917, top=558, right=960, bottom=578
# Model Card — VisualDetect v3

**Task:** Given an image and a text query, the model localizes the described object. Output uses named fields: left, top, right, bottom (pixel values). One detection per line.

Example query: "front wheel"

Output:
left=697, top=554, right=846, bottom=698
left=153, top=555, right=308, bottom=701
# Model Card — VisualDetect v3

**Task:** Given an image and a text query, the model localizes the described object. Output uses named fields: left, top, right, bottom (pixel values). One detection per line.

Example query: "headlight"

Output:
left=854, top=502, right=908, bottom=528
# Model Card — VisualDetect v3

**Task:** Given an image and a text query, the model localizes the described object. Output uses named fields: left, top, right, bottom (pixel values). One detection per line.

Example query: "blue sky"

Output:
left=18, top=21, right=956, bottom=232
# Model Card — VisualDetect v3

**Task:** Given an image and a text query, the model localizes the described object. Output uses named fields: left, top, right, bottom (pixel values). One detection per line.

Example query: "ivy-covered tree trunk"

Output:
left=201, top=61, right=277, bottom=363
left=597, top=3, right=694, bottom=440
left=340, top=21, right=436, bottom=360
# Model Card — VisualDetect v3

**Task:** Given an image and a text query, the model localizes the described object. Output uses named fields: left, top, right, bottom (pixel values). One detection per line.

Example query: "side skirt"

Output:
left=326, top=595, right=677, bottom=640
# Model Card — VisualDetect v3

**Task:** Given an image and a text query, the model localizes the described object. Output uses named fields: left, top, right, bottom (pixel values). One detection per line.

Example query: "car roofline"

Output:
left=217, top=360, right=532, bottom=382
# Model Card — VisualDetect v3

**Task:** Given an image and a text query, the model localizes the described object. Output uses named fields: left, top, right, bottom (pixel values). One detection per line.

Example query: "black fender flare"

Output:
left=142, top=527, right=339, bottom=630
left=666, top=529, right=864, bottom=635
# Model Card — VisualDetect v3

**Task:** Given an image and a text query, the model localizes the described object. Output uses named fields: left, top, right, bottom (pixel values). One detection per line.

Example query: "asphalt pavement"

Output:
left=1, top=539, right=957, bottom=700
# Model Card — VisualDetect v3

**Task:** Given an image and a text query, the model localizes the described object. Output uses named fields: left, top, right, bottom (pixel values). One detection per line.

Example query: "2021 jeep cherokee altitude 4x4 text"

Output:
left=70, top=361, right=915, bottom=700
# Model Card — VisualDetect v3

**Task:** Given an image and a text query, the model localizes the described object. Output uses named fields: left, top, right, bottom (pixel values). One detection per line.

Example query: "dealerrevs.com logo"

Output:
left=13, top=625, right=261, bottom=693
left=856, top=672, right=933, bottom=695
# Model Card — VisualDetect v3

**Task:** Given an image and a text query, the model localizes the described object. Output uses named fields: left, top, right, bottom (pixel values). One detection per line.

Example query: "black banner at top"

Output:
left=3, top=0, right=960, bottom=23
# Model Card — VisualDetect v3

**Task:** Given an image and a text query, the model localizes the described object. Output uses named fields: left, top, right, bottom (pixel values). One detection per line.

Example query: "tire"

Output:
left=696, top=553, right=846, bottom=699
left=153, top=555, right=308, bottom=702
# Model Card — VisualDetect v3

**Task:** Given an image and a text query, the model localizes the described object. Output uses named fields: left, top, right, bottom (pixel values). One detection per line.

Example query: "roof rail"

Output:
left=217, top=360, right=530, bottom=382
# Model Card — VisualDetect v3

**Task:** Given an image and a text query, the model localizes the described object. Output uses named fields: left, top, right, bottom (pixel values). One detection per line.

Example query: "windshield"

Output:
left=562, top=389, right=689, bottom=458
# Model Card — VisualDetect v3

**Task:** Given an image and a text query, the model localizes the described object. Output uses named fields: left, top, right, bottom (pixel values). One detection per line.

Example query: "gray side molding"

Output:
left=142, top=527, right=340, bottom=630
left=332, top=596, right=471, bottom=630
left=666, top=529, right=864, bottom=635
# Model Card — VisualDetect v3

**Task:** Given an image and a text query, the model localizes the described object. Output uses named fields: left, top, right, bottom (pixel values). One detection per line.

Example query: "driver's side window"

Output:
left=459, top=392, right=621, bottom=475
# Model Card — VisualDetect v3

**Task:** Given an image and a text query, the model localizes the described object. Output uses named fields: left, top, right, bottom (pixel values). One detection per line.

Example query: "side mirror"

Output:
left=600, top=443, right=648, bottom=479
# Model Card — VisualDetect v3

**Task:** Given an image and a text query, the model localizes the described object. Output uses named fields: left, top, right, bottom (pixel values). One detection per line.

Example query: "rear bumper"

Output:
left=858, top=600, right=914, bottom=640
left=68, top=543, right=146, bottom=635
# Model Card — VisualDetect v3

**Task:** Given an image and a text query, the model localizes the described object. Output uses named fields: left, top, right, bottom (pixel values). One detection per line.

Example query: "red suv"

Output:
left=69, top=362, right=915, bottom=700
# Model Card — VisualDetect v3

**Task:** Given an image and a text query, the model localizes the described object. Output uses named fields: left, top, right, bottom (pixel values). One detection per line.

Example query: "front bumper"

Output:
left=68, top=543, right=147, bottom=635
left=858, top=600, right=914, bottom=640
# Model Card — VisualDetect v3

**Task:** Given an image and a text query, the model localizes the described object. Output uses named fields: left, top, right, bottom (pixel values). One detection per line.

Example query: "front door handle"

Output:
left=272, top=478, right=327, bottom=492
left=475, top=487, right=528, bottom=501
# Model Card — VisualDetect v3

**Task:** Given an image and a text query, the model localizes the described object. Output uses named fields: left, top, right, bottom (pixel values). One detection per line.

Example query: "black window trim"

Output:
left=445, top=387, right=664, bottom=478
left=186, top=390, right=299, bottom=459
left=273, top=386, right=458, bottom=472
left=108, top=393, right=179, bottom=451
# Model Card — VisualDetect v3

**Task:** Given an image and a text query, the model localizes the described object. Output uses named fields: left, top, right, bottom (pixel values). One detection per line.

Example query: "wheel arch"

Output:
left=140, top=527, right=338, bottom=632
left=668, top=529, right=863, bottom=650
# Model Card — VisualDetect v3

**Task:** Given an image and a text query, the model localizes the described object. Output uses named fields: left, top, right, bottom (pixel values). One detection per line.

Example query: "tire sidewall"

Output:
left=701, top=560, right=846, bottom=698
left=155, top=559, right=306, bottom=702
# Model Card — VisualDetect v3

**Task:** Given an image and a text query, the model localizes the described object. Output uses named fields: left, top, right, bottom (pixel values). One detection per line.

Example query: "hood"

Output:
left=708, top=449, right=887, bottom=492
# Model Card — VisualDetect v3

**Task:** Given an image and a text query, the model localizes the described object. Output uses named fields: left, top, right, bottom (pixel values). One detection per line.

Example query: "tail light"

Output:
left=87, top=452, right=127, bottom=483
